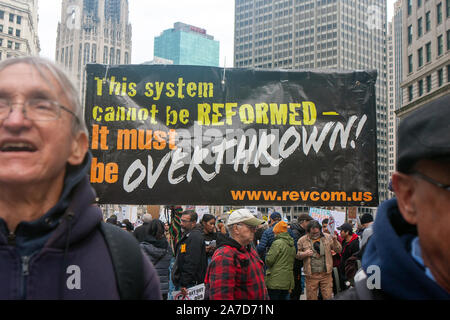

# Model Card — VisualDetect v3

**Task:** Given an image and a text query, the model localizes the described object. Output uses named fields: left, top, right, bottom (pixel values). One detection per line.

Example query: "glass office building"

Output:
left=154, top=22, right=220, bottom=66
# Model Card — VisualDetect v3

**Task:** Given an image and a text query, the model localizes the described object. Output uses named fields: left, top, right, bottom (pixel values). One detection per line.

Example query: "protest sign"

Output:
left=85, top=64, right=378, bottom=206
left=309, top=207, right=346, bottom=229
left=172, top=283, right=205, bottom=300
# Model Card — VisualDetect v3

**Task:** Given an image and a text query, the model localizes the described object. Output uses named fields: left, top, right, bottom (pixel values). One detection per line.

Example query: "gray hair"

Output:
left=0, top=56, right=87, bottom=135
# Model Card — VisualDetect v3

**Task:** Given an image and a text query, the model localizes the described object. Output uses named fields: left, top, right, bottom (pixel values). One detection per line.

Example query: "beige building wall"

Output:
left=0, top=0, right=40, bottom=60
left=399, top=0, right=450, bottom=117
left=55, top=0, right=132, bottom=95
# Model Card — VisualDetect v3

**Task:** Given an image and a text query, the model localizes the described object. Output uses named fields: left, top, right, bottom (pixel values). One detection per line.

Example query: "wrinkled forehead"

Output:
left=0, top=63, right=66, bottom=101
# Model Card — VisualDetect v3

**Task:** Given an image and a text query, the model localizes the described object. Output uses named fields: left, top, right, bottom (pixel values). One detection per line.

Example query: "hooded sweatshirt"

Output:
left=360, top=198, right=450, bottom=299
left=0, top=154, right=161, bottom=299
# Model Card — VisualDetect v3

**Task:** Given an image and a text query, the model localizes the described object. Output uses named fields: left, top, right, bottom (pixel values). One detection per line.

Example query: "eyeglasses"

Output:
left=0, top=99, right=79, bottom=122
left=411, top=171, right=450, bottom=191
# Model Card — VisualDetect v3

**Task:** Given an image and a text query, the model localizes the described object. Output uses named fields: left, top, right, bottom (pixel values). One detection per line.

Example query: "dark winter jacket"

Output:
left=133, top=223, right=149, bottom=242
left=336, top=198, right=450, bottom=300
left=173, top=228, right=207, bottom=288
left=140, top=236, right=172, bottom=295
left=205, top=233, right=269, bottom=300
left=338, top=233, right=360, bottom=281
left=0, top=155, right=161, bottom=299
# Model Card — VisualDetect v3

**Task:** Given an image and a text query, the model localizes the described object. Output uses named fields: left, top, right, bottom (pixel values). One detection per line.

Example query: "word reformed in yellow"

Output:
left=94, top=77, right=214, bottom=100
left=198, top=101, right=317, bottom=126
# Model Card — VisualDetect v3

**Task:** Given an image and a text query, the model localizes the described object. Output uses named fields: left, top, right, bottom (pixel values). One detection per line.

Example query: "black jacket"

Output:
left=133, top=223, right=149, bottom=243
left=140, top=236, right=172, bottom=295
left=173, top=229, right=207, bottom=288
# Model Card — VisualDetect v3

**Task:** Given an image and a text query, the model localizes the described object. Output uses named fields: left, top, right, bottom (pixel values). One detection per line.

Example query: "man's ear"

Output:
left=392, top=172, right=418, bottom=225
left=68, top=132, right=89, bottom=166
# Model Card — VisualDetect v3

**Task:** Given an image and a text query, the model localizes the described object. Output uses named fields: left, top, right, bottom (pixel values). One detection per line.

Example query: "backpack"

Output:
left=99, top=222, right=145, bottom=300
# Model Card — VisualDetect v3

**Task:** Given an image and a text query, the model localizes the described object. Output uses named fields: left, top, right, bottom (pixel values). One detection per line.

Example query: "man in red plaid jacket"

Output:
left=205, top=209, right=269, bottom=300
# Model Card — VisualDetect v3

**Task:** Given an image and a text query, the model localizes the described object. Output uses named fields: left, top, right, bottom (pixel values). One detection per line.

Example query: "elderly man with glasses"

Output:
left=205, top=208, right=269, bottom=300
left=336, top=94, right=450, bottom=300
left=0, top=57, right=161, bottom=299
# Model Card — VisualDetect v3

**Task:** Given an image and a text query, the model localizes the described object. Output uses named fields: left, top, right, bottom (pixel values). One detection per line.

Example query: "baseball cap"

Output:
left=337, top=223, right=353, bottom=232
left=270, top=212, right=282, bottom=220
left=397, top=94, right=450, bottom=173
left=227, top=209, right=265, bottom=227
left=360, top=214, right=373, bottom=224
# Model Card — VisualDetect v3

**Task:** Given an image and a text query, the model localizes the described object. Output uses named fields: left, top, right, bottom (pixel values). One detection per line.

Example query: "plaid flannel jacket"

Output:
left=205, top=239, right=269, bottom=300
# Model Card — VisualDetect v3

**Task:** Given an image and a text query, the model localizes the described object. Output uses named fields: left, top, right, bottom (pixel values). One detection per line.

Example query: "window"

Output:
left=438, top=69, right=443, bottom=86
left=447, top=65, right=450, bottom=82
left=7, top=27, right=12, bottom=35
left=418, top=0, right=422, bottom=8
left=7, top=40, right=12, bottom=48
left=0, top=38, right=2, bottom=46
left=447, top=29, right=450, bottom=50
left=438, top=35, right=443, bottom=56
left=9, top=14, right=14, bottom=22
left=14, top=42, right=20, bottom=50
left=91, top=44, right=96, bottom=63
left=426, top=42, right=431, bottom=62
left=417, top=17, right=423, bottom=38
left=103, top=46, right=108, bottom=64
left=109, top=47, right=114, bottom=65
left=418, top=79, right=423, bottom=97
left=426, top=74, right=432, bottom=92
left=418, top=47, right=423, bottom=67
left=437, top=2, right=443, bottom=24
left=447, top=0, right=450, bottom=18
left=408, top=85, right=413, bottom=101
left=0, top=25, right=3, bottom=33
left=408, top=0, right=412, bottom=15
left=15, top=29, right=20, bottom=37
left=426, top=11, right=431, bottom=32
left=16, top=16, right=21, bottom=25
left=408, top=54, right=413, bottom=73
left=408, top=25, right=413, bottom=45
left=0, top=10, right=4, bottom=20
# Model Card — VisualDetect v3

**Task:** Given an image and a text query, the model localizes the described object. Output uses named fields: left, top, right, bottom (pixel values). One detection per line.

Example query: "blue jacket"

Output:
left=257, top=222, right=297, bottom=260
left=0, top=155, right=161, bottom=299
left=361, top=198, right=449, bottom=299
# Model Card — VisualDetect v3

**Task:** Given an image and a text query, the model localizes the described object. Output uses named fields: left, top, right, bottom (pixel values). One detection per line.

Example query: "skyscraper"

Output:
left=0, top=0, right=40, bottom=60
left=234, top=0, right=389, bottom=208
left=399, top=0, right=449, bottom=117
left=55, top=0, right=132, bottom=92
left=154, top=22, right=220, bottom=66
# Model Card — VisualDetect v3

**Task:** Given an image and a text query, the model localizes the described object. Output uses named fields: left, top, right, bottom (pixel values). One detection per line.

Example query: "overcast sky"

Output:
left=38, top=0, right=396, bottom=67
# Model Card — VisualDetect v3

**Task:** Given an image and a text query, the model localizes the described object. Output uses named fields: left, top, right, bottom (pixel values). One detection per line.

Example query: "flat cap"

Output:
left=397, top=94, right=450, bottom=173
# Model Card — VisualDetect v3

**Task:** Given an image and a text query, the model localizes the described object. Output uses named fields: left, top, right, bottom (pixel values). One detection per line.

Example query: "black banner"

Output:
left=85, top=64, right=378, bottom=206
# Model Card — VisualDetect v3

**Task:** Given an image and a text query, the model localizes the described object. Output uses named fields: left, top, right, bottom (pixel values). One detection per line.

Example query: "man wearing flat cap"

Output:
left=336, top=94, right=450, bottom=300
left=204, top=209, right=269, bottom=299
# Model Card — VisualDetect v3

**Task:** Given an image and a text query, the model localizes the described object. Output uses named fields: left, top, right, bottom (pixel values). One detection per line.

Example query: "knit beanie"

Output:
left=273, top=221, right=288, bottom=234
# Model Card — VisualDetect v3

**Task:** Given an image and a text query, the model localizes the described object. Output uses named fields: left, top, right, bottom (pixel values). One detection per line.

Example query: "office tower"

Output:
left=234, top=0, right=389, bottom=208
left=387, top=0, right=403, bottom=198
left=399, top=0, right=449, bottom=117
left=0, top=0, right=40, bottom=60
left=154, top=22, right=220, bottom=66
left=55, top=0, right=132, bottom=92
